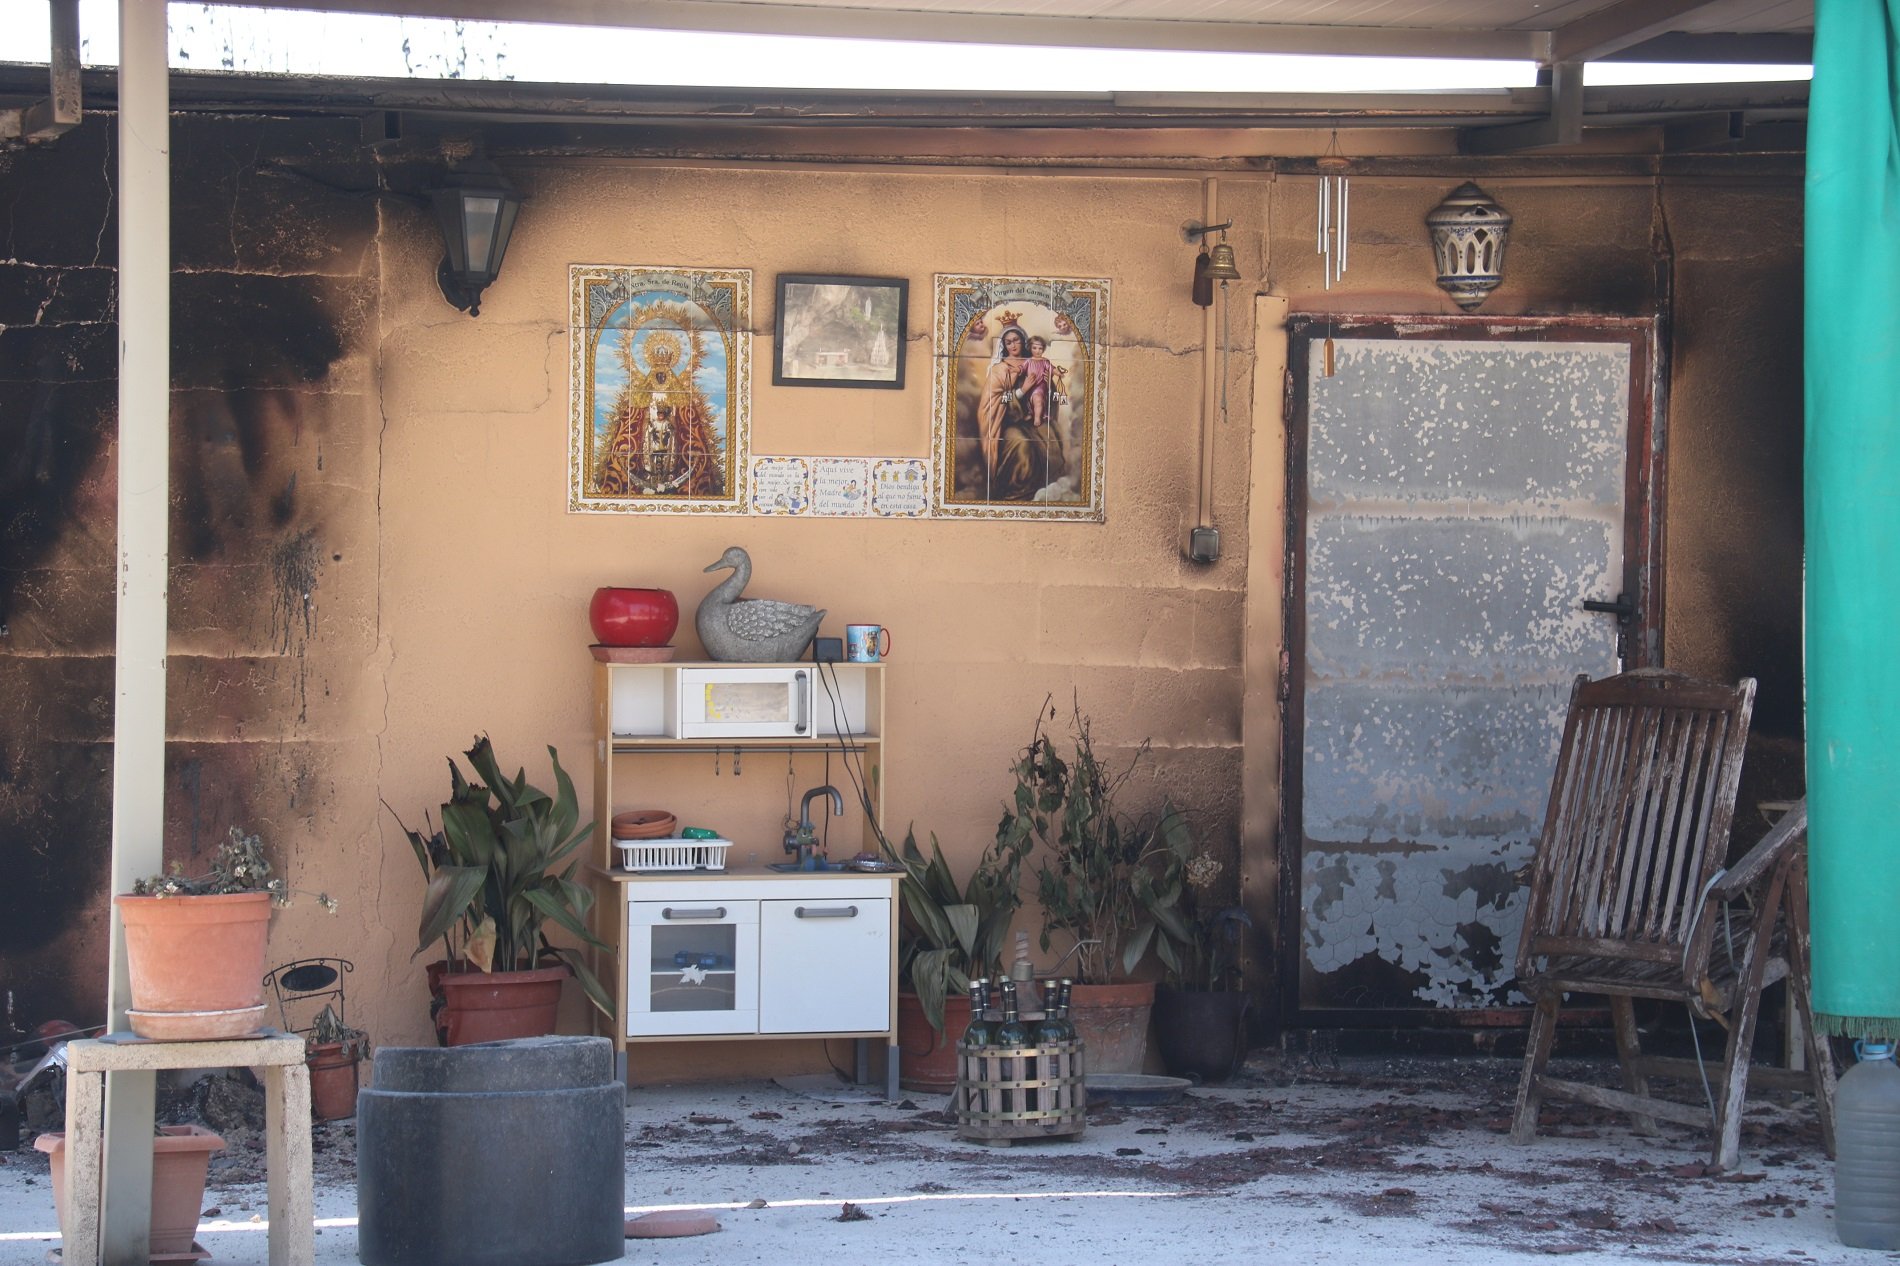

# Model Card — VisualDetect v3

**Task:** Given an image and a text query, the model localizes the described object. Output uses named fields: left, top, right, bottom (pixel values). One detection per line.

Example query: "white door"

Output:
left=758, top=897, right=891, bottom=1033
left=1286, top=316, right=1657, bottom=1020
left=627, top=898, right=759, bottom=1036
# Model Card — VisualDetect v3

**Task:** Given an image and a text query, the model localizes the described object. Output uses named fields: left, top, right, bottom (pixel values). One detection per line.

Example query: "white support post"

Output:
left=101, top=1, right=170, bottom=1261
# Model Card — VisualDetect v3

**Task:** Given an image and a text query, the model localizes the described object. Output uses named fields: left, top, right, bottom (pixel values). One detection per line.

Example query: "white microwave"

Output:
left=672, top=667, right=813, bottom=739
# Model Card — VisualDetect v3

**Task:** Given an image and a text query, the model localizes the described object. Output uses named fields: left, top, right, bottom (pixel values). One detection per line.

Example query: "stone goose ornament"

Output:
left=695, top=546, right=826, bottom=662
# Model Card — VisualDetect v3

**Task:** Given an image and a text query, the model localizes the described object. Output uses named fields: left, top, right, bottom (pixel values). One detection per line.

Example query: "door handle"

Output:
left=793, top=905, right=858, bottom=919
left=661, top=906, right=727, bottom=921
left=1581, top=593, right=1636, bottom=626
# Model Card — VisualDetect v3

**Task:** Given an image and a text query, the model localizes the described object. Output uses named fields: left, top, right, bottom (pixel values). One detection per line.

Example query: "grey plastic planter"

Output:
left=356, top=1035, right=624, bottom=1266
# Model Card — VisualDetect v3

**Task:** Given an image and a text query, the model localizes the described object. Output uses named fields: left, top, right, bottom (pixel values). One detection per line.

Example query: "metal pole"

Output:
left=101, top=0, right=170, bottom=1259
left=1198, top=176, right=1219, bottom=533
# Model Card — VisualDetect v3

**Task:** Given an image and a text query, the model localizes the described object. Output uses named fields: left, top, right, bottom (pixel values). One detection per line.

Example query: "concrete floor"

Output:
left=0, top=1052, right=1879, bottom=1266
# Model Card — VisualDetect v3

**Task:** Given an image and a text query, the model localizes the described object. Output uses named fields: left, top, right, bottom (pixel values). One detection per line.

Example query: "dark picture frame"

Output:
left=773, top=274, right=908, bottom=389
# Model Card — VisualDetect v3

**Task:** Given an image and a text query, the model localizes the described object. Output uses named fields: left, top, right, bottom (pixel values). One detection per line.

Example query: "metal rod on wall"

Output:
left=1198, top=176, right=1220, bottom=539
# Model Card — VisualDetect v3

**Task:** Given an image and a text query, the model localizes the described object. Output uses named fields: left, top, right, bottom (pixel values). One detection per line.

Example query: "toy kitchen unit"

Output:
left=588, top=660, right=902, bottom=1097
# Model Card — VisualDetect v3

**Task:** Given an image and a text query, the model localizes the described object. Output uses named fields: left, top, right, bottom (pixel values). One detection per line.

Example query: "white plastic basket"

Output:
left=615, top=837, right=732, bottom=872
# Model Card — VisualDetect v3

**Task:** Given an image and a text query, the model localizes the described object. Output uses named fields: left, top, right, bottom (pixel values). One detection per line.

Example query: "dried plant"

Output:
left=131, top=826, right=337, bottom=912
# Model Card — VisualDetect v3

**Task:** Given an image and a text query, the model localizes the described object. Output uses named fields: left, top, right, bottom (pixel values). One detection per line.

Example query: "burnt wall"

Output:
left=1662, top=180, right=1806, bottom=828
left=0, top=104, right=1808, bottom=1058
left=0, top=111, right=381, bottom=1038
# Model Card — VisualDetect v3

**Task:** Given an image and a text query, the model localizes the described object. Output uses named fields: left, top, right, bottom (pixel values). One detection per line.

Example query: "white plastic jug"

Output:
left=1836, top=1039, right=1900, bottom=1250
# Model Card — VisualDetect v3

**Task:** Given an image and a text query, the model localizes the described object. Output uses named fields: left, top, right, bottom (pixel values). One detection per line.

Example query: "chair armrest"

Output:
left=1710, top=797, right=1806, bottom=899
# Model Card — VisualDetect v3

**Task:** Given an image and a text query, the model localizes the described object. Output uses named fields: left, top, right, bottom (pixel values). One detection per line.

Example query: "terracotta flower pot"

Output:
left=588, top=587, right=679, bottom=648
left=114, top=892, right=272, bottom=1040
left=1066, top=980, right=1156, bottom=1075
left=1153, top=984, right=1251, bottom=1083
left=436, top=964, right=570, bottom=1046
left=896, top=991, right=971, bottom=1092
left=308, top=1042, right=364, bottom=1120
left=37, top=1125, right=224, bottom=1258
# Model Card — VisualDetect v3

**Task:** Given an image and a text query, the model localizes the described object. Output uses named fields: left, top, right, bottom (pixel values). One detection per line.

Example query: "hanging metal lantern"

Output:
left=430, top=158, right=524, bottom=317
left=1425, top=182, right=1512, bottom=311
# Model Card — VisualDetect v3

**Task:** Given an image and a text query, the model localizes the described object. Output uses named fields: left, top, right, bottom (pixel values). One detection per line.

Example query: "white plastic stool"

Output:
left=60, top=1031, right=313, bottom=1266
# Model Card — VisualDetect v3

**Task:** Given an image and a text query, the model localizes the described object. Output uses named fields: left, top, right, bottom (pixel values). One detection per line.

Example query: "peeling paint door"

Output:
left=1284, top=316, right=1660, bottom=1022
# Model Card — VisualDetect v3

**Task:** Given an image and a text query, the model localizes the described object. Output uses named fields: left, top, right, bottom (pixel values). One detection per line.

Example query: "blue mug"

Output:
left=845, top=624, right=890, bottom=663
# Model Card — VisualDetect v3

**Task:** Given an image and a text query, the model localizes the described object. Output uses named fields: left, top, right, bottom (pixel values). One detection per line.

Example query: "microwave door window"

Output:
left=704, top=682, right=787, bottom=725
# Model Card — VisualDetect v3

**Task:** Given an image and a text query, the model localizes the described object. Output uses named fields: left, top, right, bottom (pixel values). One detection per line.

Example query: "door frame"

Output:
left=1278, top=313, right=1665, bottom=1030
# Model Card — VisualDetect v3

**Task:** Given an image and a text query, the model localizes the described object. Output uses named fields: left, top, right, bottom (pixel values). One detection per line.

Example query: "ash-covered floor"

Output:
left=1, top=1051, right=1879, bottom=1266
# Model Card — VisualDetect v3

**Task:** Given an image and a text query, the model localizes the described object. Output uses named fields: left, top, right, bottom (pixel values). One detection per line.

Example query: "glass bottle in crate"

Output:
left=994, top=980, right=1030, bottom=1049
left=960, top=979, right=994, bottom=1054
left=1035, top=980, right=1074, bottom=1043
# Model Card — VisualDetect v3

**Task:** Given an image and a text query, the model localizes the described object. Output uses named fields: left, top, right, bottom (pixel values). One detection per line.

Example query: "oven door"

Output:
left=626, top=898, right=759, bottom=1036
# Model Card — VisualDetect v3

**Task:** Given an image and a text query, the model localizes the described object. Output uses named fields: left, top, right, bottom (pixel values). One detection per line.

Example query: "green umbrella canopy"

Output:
left=1803, top=0, right=1900, bottom=1039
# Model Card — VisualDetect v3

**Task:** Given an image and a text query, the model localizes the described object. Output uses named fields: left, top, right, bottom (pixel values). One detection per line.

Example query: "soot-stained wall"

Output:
left=0, top=106, right=1806, bottom=1055
left=0, top=111, right=381, bottom=1038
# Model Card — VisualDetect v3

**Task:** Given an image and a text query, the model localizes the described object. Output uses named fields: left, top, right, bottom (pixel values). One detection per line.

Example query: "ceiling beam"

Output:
left=202, top=0, right=1545, bottom=61
left=1607, top=32, right=1812, bottom=64
left=1, top=0, right=81, bottom=142
left=1460, top=60, right=1582, bottom=153
left=1551, top=0, right=1727, bottom=65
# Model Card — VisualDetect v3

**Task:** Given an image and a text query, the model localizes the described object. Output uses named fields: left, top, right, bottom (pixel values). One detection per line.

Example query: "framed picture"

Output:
left=773, top=274, right=907, bottom=389
left=931, top=273, right=1109, bottom=521
left=568, top=264, right=752, bottom=514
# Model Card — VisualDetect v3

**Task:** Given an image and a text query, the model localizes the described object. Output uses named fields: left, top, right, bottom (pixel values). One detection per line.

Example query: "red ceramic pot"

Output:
left=588, top=587, right=679, bottom=647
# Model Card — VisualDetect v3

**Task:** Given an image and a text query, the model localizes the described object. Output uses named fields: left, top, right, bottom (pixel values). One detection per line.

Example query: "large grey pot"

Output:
left=356, top=1036, right=624, bottom=1266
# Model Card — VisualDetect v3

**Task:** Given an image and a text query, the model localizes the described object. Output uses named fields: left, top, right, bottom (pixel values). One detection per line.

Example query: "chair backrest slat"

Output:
left=1640, top=706, right=1698, bottom=940
left=1517, top=670, right=1755, bottom=979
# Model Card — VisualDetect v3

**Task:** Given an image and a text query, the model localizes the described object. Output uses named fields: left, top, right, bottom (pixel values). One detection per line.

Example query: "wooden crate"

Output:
left=955, top=1039, right=1086, bottom=1145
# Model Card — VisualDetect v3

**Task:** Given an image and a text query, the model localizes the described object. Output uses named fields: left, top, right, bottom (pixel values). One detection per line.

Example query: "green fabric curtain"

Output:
left=1804, top=0, right=1900, bottom=1038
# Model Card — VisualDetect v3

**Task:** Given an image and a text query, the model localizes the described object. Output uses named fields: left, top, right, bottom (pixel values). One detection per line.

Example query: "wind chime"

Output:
left=1316, top=134, right=1350, bottom=375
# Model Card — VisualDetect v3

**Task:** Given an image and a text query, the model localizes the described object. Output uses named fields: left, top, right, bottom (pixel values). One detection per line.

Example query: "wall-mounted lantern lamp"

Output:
left=431, top=159, right=523, bottom=317
left=1426, top=182, right=1512, bottom=311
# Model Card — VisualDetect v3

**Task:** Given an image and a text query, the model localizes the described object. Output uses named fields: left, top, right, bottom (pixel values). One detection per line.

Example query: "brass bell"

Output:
left=1204, top=240, right=1241, bottom=282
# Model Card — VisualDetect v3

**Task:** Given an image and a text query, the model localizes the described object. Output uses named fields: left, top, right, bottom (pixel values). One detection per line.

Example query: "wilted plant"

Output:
left=132, top=826, right=337, bottom=912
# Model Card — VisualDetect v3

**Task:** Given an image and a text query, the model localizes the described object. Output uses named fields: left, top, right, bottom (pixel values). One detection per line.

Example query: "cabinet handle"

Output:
left=794, top=670, right=810, bottom=735
left=794, top=904, right=859, bottom=919
left=661, top=906, right=727, bottom=921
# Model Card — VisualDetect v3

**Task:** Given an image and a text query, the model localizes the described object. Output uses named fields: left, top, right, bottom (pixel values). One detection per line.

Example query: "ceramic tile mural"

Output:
left=931, top=273, right=1109, bottom=521
left=569, top=264, right=752, bottom=514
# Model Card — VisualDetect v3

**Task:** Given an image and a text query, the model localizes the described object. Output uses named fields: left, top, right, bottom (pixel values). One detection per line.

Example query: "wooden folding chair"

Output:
left=1510, top=670, right=1836, bottom=1170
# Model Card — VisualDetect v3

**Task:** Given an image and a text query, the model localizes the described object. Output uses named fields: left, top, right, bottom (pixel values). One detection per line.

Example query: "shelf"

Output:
left=610, top=736, right=878, bottom=754
left=590, top=656, right=895, bottom=1095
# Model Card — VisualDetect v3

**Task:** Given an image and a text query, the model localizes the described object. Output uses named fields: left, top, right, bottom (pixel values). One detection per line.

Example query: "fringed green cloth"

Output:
left=1804, top=0, right=1900, bottom=1040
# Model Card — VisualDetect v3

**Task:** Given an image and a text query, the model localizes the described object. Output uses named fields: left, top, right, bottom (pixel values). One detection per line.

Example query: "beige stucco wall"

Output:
left=305, top=156, right=1798, bottom=1066
left=362, top=163, right=1260, bottom=1067
left=2, top=116, right=1802, bottom=1068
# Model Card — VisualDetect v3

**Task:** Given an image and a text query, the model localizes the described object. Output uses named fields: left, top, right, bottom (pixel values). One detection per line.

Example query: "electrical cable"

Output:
left=815, top=661, right=888, bottom=853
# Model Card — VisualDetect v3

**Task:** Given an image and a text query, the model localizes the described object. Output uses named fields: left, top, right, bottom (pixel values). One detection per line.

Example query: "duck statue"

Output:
left=696, top=546, right=827, bottom=662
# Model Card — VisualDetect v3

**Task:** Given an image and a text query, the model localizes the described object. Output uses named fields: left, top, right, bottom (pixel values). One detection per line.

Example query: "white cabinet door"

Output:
left=627, top=897, right=759, bottom=1036
left=757, top=897, right=890, bottom=1034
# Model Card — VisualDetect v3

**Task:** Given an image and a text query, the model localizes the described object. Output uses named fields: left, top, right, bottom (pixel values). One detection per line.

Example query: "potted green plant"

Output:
left=306, top=1002, right=371, bottom=1120
left=117, top=827, right=336, bottom=1040
left=393, top=736, right=612, bottom=1045
left=1149, top=836, right=1255, bottom=1083
left=999, top=698, right=1189, bottom=1073
left=880, top=825, right=1029, bottom=1091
